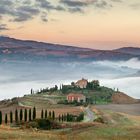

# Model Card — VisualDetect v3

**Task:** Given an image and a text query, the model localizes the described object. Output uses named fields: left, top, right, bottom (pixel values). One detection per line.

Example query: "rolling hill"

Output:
left=115, top=47, right=140, bottom=55
left=0, top=36, right=140, bottom=62
left=112, top=92, right=139, bottom=104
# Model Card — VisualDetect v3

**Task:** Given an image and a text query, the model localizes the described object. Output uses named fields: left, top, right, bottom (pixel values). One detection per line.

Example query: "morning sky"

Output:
left=0, top=0, right=140, bottom=49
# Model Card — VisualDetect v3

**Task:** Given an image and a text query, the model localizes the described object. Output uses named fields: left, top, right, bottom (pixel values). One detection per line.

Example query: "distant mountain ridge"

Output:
left=114, top=47, right=140, bottom=55
left=0, top=36, right=140, bottom=62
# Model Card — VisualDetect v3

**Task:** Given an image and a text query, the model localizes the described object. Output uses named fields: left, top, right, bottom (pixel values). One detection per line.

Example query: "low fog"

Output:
left=0, top=58, right=140, bottom=100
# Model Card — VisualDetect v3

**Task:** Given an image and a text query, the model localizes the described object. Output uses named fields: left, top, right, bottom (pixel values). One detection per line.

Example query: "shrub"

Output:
left=94, top=117, right=104, bottom=123
left=37, top=119, right=52, bottom=130
left=77, top=113, right=84, bottom=122
left=27, top=121, right=39, bottom=128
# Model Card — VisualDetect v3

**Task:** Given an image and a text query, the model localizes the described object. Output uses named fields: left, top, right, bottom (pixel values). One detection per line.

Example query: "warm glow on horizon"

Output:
left=0, top=0, right=140, bottom=49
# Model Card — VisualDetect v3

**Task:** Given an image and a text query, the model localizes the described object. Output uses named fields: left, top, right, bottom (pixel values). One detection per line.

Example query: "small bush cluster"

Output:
left=94, top=117, right=104, bottom=123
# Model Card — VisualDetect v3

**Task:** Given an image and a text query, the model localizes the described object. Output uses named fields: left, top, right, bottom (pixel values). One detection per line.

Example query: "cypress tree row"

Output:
left=33, top=107, right=36, bottom=120
left=29, top=109, right=32, bottom=121
left=41, top=109, right=44, bottom=119
left=45, top=110, right=47, bottom=119
left=24, top=109, right=27, bottom=122
left=5, top=114, right=8, bottom=124
left=52, top=111, right=55, bottom=120
left=0, top=111, right=2, bottom=125
left=20, top=109, right=23, bottom=122
left=15, top=109, right=18, bottom=123
left=10, top=111, right=13, bottom=124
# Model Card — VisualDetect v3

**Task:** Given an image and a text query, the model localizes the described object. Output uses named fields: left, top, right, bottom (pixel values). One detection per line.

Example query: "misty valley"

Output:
left=0, top=58, right=140, bottom=99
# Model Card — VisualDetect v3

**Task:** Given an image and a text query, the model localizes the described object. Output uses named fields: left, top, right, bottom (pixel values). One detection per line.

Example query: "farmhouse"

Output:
left=67, top=93, right=86, bottom=103
left=75, top=78, right=88, bottom=89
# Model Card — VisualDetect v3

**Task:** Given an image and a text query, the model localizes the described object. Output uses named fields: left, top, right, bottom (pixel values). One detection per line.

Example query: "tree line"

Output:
left=0, top=107, right=55, bottom=125
left=0, top=108, right=84, bottom=125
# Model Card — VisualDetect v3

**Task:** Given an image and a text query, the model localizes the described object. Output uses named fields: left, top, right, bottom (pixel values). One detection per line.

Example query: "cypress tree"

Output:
left=45, top=110, right=47, bottom=119
left=33, top=107, right=36, bottom=120
left=49, top=111, right=51, bottom=119
left=52, top=111, right=55, bottom=120
left=15, top=109, right=18, bottom=123
left=31, top=89, right=33, bottom=94
left=58, top=114, right=61, bottom=122
left=62, top=114, right=64, bottom=122
left=0, top=111, right=2, bottom=125
left=64, top=114, right=66, bottom=121
left=67, top=113, right=69, bottom=122
left=24, top=109, right=27, bottom=122
left=20, top=109, right=23, bottom=122
left=41, top=109, right=44, bottom=119
left=29, top=109, right=32, bottom=121
left=10, top=111, right=13, bottom=124
left=5, top=114, right=8, bottom=124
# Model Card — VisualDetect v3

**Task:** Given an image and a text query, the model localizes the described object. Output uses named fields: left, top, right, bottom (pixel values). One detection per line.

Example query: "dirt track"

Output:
left=95, top=104, right=140, bottom=116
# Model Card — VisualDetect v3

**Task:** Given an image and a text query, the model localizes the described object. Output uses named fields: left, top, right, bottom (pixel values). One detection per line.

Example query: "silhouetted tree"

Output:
left=64, top=114, right=66, bottom=121
left=10, top=111, right=13, bottom=124
left=15, top=109, right=18, bottom=123
left=93, top=80, right=100, bottom=89
left=67, top=113, right=70, bottom=122
left=5, top=114, right=8, bottom=124
left=20, top=109, right=23, bottom=122
left=45, top=110, right=47, bottom=119
left=33, top=107, right=36, bottom=120
left=54, top=85, right=58, bottom=91
left=24, top=109, right=27, bottom=122
left=49, top=111, right=51, bottom=119
left=60, top=84, right=62, bottom=91
left=31, top=89, right=34, bottom=94
left=41, top=109, right=44, bottom=119
left=29, top=109, right=32, bottom=121
left=0, top=111, right=2, bottom=125
left=58, top=115, right=61, bottom=122
left=52, top=111, right=55, bottom=120
left=77, top=113, right=84, bottom=122
left=62, top=114, right=64, bottom=122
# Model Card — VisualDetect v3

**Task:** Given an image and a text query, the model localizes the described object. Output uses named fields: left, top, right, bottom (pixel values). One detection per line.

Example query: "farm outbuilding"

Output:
left=67, top=93, right=86, bottom=103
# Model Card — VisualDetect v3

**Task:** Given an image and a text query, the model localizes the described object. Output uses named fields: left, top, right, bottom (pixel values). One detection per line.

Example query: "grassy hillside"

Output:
left=0, top=105, right=140, bottom=140
left=31, top=85, right=115, bottom=105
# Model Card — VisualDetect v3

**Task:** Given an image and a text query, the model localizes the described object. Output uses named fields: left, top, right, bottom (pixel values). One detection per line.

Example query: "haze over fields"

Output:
left=0, top=37, right=140, bottom=100
left=0, top=61, right=140, bottom=100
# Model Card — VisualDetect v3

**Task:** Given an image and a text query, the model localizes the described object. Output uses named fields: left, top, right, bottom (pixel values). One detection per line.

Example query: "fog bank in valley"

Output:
left=0, top=58, right=140, bottom=100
